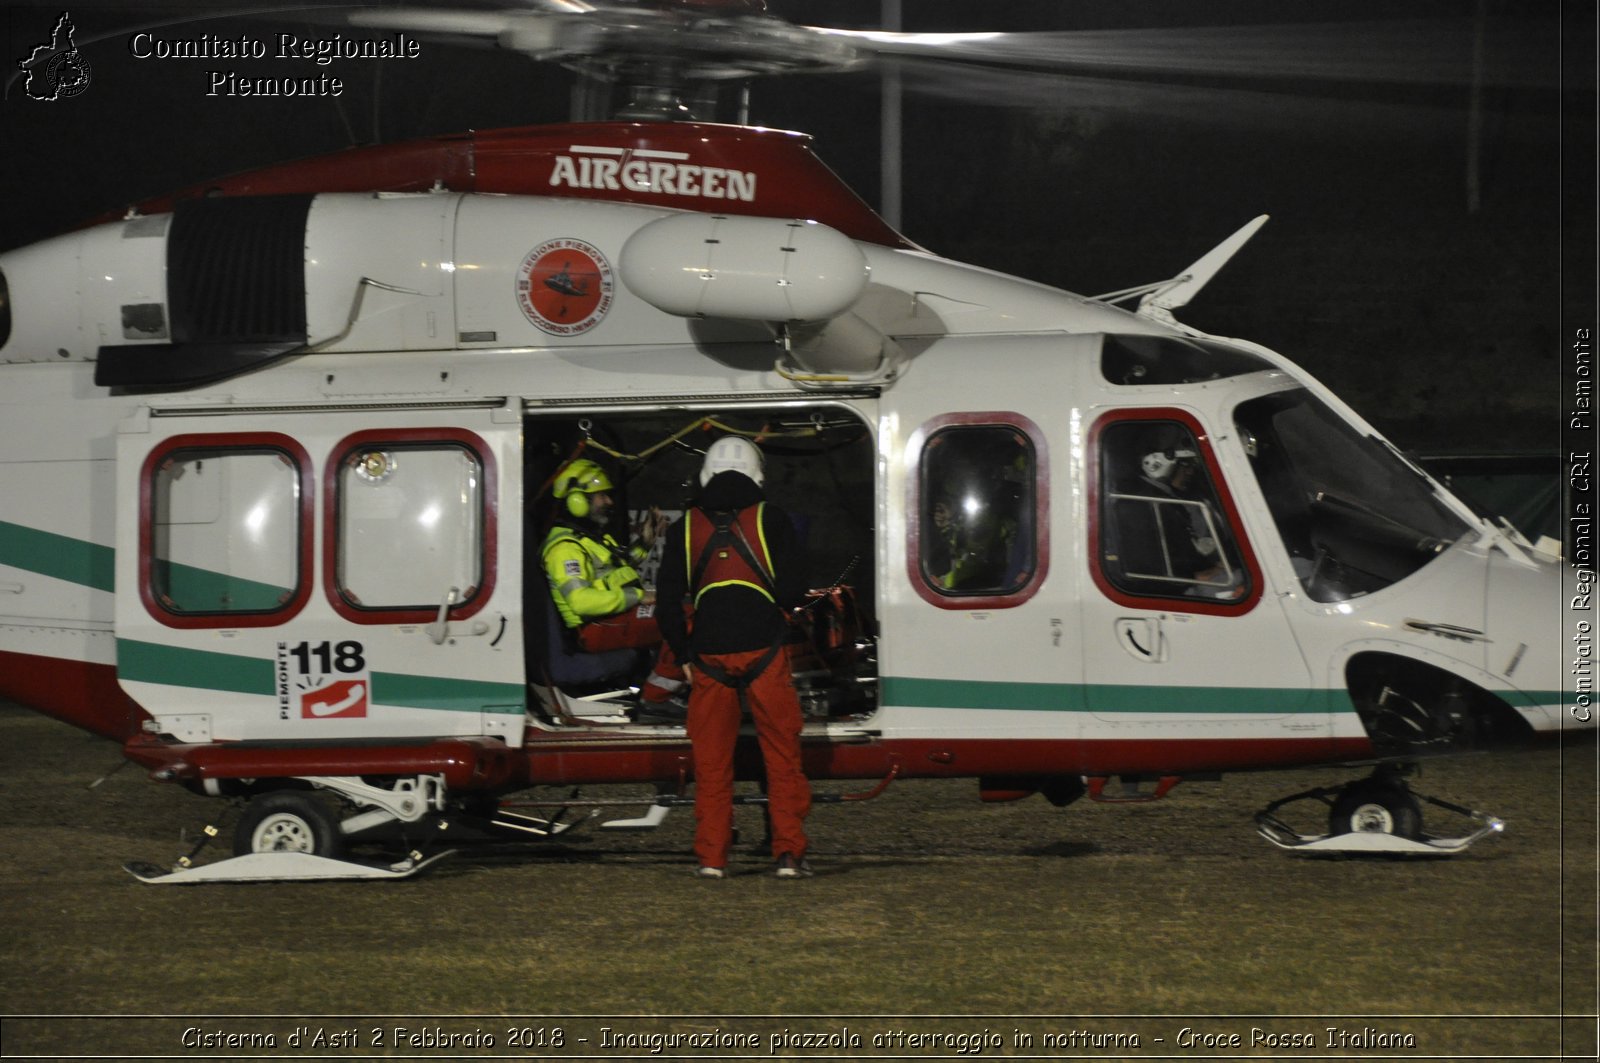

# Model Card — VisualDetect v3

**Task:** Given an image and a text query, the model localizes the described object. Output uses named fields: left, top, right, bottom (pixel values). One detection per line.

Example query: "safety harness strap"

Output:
left=685, top=504, right=787, bottom=700
left=686, top=504, right=777, bottom=603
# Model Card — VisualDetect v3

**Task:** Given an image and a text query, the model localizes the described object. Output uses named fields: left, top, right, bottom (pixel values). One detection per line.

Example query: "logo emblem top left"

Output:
left=17, top=12, right=92, bottom=101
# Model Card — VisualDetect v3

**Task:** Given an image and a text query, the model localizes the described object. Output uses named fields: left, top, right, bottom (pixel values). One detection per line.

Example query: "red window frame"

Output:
left=138, top=433, right=314, bottom=629
left=1086, top=407, right=1263, bottom=617
left=322, top=428, right=498, bottom=626
left=905, top=411, right=1050, bottom=611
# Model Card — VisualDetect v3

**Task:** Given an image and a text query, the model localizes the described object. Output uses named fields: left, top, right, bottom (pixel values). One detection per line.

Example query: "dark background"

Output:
left=2, top=1, right=1593, bottom=452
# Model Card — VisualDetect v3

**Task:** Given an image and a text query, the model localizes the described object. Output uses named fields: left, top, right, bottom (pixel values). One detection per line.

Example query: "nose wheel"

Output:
left=1256, top=766, right=1503, bottom=855
left=1326, top=774, right=1423, bottom=840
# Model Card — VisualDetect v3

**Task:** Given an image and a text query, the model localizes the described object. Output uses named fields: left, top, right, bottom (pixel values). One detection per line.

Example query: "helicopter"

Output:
left=0, top=0, right=1582, bottom=882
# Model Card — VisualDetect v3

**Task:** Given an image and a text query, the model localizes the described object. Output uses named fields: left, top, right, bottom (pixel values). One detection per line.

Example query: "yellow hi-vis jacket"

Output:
left=542, top=523, right=649, bottom=629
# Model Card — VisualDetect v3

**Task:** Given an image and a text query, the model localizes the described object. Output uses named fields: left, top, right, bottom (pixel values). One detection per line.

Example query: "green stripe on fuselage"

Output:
left=0, top=522, right=290, bottom=609
left=118, top=639, right=274, bottom=696
left=0, top=520, right=114, bottom=592
left=116, top=639, right=524, bottom=715
left=370, top=671, right=525, bottom=715
left=879, top=676, right=1072, bottom=712
left=881, top=676, right=1339, bottom=714
left=1082, top=683, right=1338, bottom=714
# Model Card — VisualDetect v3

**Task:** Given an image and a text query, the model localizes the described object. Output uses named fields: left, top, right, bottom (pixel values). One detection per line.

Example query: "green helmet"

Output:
left=554, top=458, right=614, bottom=518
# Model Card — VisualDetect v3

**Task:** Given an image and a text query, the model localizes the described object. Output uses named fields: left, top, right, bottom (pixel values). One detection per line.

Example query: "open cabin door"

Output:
left=518, top=403, right=879, bottom=725
left=113, top=403, right=525, bottom=747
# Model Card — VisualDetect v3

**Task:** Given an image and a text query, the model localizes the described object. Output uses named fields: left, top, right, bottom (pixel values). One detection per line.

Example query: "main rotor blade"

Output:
left=883, top=58, right=1550, bottom=138
left=333, top=5, right=1558, bottom=97
left=345, top=7, right=571, bottom=52
left=811, top=20, right=1555, bottom=91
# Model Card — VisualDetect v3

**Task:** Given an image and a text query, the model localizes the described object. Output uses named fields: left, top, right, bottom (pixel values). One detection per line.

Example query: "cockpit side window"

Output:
left=1091, top=411, right=1258, bottom=613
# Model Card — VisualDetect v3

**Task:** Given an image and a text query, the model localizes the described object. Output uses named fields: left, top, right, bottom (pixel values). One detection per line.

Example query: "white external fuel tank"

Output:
left=618, top=213, right=869, bottom=323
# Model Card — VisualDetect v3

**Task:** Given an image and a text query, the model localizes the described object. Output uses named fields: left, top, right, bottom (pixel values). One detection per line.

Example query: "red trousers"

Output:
left=686, top=646, right=811, bottom=869
left=575, top=605, right=685, bottom=703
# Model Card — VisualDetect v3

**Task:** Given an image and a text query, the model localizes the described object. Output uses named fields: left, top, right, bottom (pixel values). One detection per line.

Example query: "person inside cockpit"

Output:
left=1108, top=426, right=1243, bottom=600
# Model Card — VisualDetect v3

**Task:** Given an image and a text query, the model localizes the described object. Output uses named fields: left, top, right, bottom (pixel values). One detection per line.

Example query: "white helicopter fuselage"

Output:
left=0, top=128, right=1578, bottom=831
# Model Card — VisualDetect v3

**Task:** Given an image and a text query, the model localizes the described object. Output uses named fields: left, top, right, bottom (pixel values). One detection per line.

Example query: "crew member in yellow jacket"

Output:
left=542, top=458, right=685, bottom=705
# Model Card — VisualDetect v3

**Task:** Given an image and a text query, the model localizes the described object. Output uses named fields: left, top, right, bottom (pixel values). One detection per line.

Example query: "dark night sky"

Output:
left=1, top=1, right=1593, bottom=451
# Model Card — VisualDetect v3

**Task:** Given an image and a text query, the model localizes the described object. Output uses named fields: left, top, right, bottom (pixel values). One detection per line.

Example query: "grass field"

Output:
left=0, top=701, right=1594, bottom=1061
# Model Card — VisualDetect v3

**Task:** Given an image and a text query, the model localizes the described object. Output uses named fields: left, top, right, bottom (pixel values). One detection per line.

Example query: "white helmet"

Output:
left=1140, top=447, right=1197, bottom=483
left=700, top=435, right=765, bottom=487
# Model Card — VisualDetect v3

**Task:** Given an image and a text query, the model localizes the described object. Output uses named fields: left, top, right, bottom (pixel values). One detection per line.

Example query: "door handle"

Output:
left=1115, top=617, right=1167, bottom=663
left=424, top=587, right=460, bottom=645
left=425, top=588, right=500, bottom=645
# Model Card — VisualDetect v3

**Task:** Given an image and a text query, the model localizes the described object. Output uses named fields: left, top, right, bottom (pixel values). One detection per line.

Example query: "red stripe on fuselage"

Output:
left=513, top=732, right=1375, bottom=788
left=0, top=650, right=147, bottom=743
left=108, top=724, right=1372, bottom=794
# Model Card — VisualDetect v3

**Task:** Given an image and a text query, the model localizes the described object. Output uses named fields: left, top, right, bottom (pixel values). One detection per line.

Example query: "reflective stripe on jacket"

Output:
left=542, top=523, right=646, bottom=629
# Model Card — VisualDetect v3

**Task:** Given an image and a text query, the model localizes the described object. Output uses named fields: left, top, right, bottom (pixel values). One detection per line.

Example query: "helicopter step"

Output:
left=122, top=850, right=455, bottom=885
left=498, top=764, right=903, bottom=831
left=1254, top=767, right=1505, bottom=856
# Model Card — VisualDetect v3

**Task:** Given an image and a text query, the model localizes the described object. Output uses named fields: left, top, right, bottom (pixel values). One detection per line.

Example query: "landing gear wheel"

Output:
left=234, top=791, right=344, bottom=858
left=1328, top=778, right=1423, bottom=840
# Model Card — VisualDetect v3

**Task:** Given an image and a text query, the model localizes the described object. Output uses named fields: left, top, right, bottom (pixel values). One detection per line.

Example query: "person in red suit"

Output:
left=655, top=436, right=813, bottom=879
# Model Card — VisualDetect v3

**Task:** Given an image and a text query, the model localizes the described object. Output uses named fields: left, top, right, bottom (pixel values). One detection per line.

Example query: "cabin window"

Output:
left=148, top=445, right=304, bottom=617
left=1095, top=417, right=1251, bottom=605
left=333, top=440, right=486, bottom=614
left=916, top=423, right=1039, bottom=602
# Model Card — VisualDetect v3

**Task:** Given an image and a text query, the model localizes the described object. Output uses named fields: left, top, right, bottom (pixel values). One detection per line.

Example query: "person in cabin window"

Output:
left=655, top=436, right=814, bottom=880
left=925, top=439, right=1028, bottom=594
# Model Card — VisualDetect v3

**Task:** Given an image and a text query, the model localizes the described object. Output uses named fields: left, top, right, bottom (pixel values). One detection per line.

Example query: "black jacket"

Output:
left=656, top=472, right=807, bottom=659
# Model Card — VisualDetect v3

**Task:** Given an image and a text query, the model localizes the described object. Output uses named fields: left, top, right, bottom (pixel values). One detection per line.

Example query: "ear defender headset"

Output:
left=553, top=459, right=613, bottom=519
left=1140, top=446, right=1198, bottom=483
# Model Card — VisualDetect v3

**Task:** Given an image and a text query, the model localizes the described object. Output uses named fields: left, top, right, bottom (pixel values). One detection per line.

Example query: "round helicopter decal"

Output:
left=515, top=238, right=614, bottom=336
